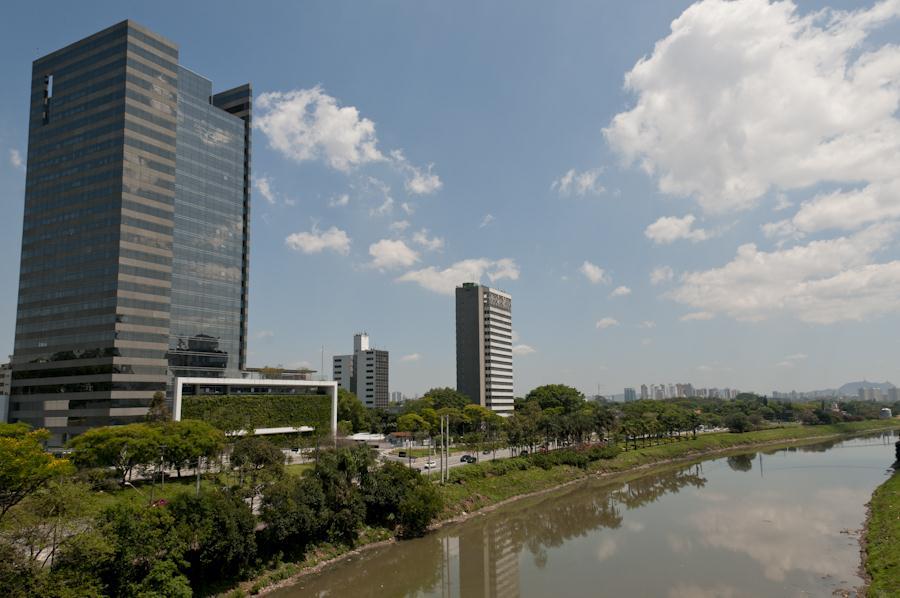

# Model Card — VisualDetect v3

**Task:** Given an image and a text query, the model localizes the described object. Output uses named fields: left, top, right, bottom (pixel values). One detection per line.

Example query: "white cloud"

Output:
left=397, top=258, right=519, bottom=295
left=552, top=168, right=605, bottom=196
left=479, top=213, right=495, bottom=228
left=681, top=311, right=715, bottom=321
left=774, top=193, right=793, bottom=212
left=777, top=352, right=808, bottom=367
left=645, top=214, right=710, bottom=244
left=371, top=197, right=394, bottom=216
left=9, top=149, right=23, bottom=170
left=329, top=193, right=350, bottom=208
left=639, top=320, right=656, bottom=329
left=285, top=225, right=351, bottom=255
left=391, top=149, right=443, bottom=195
left=400, top=353, right=421, bottom=362
left=669, top=223, right=900, bottom=323
left=605, top=0, right=900, bottom=214
left=596, top=317, right=619, bottom=329
left=650, top=266, right=674, bottom=285
left=400, top=202, right=415, bottom=215
left=253, top=175, right=277, bottom=205
left=255, top=330, right=275, bottom=339
left=512, top=344, right=537, bottom=355
left=411, top=229, right=445, bottom=251
left=369, top=239, right=419, bottom=270
left=488, top=258, right=519, bottom=282
left=580, top=261, right=609, bottom=284
left=610, top=286, right=632, bottom=297
left=765, top=179, right=900, bottom=238
left=389, top=220, right=411, bottom=232
left=256, top=86, right=383, bottom=172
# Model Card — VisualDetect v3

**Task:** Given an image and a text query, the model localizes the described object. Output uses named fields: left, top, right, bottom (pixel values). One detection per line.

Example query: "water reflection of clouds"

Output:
left=668, top=583, right=747, bottom=598
left=594, top=537, right=618, bottom=562
left=689, top=486, right=869, bottom=582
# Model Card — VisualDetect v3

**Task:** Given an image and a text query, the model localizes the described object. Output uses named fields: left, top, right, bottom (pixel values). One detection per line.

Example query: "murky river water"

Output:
left=272, top=432, right=897, bottom=597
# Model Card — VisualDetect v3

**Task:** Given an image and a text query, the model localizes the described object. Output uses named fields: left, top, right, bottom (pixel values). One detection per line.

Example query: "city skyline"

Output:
left=2, top=2, right=900, bottom=401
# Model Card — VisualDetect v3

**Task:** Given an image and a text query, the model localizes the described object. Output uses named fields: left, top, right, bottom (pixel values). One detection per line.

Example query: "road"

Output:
left=379, top=448, right=518, bottom=473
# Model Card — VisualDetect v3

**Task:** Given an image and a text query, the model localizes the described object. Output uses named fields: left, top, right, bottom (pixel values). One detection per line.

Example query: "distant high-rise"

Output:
left=9, top=21, right=251, bottom=444
left=332, top=333, right=389, bottom=408
left=624, top=387, right=637, bottom=402
left=640, top=384, right=649, bottom=400
left=455, top=283, right=513, bottom=415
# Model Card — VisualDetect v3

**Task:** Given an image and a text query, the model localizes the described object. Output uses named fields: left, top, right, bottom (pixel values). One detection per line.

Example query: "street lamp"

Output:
left=123, top=481, right=150, bottom=505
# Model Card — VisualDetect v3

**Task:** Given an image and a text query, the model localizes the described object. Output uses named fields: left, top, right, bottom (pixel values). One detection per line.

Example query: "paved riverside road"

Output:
left=379, top=448, right=517, bottom=473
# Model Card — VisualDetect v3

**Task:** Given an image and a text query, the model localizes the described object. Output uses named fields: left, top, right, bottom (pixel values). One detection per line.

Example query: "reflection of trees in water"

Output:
left=514, top=495, right=624, bottom=569
left=611, top=464, right=707, bottom=510
left=726, top=453, right=755, bottom=472
left=283, top=465, right=709, bottom=596
left=283, top=535, right=444, bottom=597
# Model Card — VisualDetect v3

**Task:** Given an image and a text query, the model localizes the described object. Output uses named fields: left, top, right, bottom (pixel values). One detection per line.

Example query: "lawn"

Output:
left=866, top=468, right=900, bottom=597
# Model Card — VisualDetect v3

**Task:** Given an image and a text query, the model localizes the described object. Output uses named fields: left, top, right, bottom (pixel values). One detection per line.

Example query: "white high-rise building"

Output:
left=332, top=333, right=389, bottom=408
left=455, top=283, right=514, bottom=415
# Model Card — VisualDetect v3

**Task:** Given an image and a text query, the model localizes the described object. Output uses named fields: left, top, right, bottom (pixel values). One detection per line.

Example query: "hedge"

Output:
left=182, top=394, right=331, bottom=433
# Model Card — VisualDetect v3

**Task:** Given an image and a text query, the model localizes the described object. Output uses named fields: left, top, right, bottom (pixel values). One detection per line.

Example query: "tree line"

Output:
left=0, top=419, right=441, bottom=597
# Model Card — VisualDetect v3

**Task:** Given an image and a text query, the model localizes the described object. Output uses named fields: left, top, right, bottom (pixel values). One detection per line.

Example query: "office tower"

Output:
left=640, top=384, right=648, bottom=400
left=9, top=21, right=250, bottom=445
left=624, top=387, right=637, bottom=402
left=888, top=388, right=900, bottom=402
left=455, top=282, right=513, bottom=415
left=332, top=333, right=389, bottom=408
left=390, top=391, right=403, bottom=403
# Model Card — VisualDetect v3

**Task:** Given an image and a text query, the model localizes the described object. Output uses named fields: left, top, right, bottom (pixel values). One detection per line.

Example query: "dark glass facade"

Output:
left=9, top=21, right=250, bottom=445
left=168, top=68, right=250, bottom=379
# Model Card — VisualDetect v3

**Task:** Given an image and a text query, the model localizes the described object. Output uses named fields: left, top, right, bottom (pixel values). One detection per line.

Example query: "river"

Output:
left=271, top=432, right=898, bottom=597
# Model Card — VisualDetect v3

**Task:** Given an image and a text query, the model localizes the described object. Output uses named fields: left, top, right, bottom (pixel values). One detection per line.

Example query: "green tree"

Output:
left=422, top=387, right=471, bottom=410
left=525, top=384, right=585, bottom=413
left=67, top=423, right=162, bottom=484
left=230, top=435, right=285, bottom=510
left=160, top=420, right=225, bottom=478
left=168, top=489, right=257, bottom=591
left=0, top=425, right=74, bottom=522
left=338, top=388, right=368, bottom=433
left=725, top=412, right=752, bottom=433
left=95, top=502, right=188, bottom=597
left=260, top=475, right=327, bottom=554
left=397, top=413, right=430, bottom=434
left=311, top=447, right=371, bottom=545
left=145, top=391, right=170, bottom=423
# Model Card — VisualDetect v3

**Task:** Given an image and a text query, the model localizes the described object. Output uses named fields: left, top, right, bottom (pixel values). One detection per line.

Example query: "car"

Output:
left=460, top=455, right=476, bottom=463
left=519, top=450, right=529, bottom=457
left=482, top=449, right=491, bottom=455
left=423, top=460, right=437, bottom=469
left=398, top=450, right=407, bottom=458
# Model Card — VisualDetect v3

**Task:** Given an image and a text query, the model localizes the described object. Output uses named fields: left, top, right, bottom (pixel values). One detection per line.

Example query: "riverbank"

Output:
left=863, top=465, right=900, bottom=597
left=438, top=420, right=900, bottom=518
left=235, top=420, right=899, bottom=597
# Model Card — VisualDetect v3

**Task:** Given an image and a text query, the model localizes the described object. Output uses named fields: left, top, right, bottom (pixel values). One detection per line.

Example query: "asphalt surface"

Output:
left=380, top=448, right=518, bottom=473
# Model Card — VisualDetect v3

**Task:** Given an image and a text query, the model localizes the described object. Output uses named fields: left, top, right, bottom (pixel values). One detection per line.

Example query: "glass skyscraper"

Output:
left=9, top=21, right=251, bottom=445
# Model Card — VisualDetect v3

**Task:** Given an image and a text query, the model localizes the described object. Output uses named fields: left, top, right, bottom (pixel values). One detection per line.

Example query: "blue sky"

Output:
left=2, top=0, right=900, bottom=398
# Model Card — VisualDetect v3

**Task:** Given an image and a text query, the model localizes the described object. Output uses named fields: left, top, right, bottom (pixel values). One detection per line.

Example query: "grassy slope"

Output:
left=438, top=420, right=900, bottom=517
left=866, top=468, right=900, bottom=597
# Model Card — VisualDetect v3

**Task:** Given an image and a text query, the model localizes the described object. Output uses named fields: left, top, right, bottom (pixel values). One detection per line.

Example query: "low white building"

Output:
left=173, top=377, right=338, bottom=437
